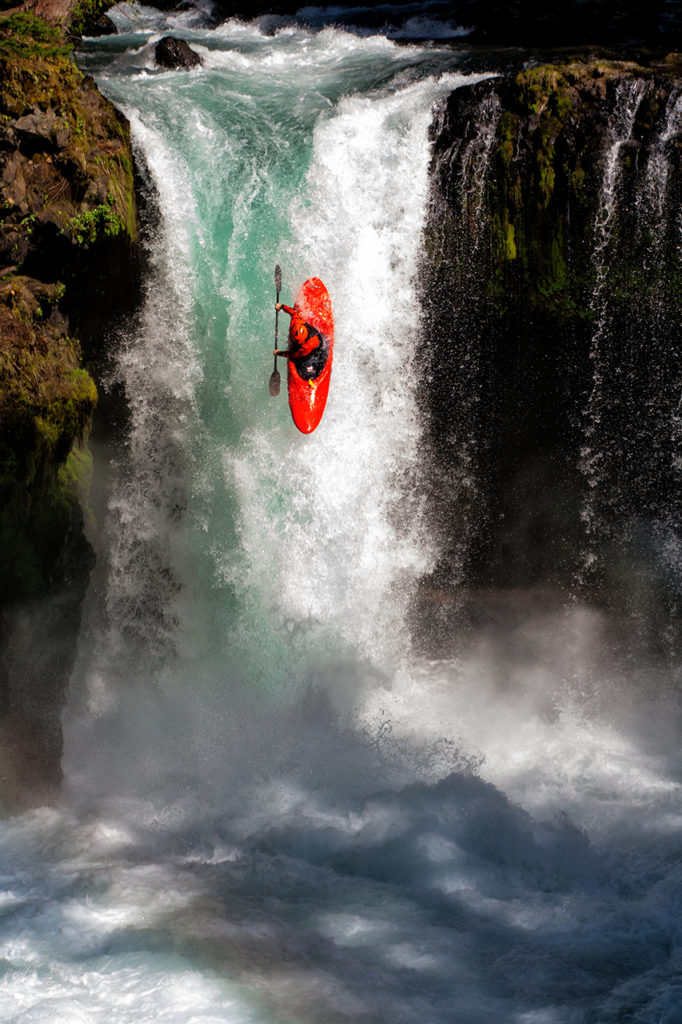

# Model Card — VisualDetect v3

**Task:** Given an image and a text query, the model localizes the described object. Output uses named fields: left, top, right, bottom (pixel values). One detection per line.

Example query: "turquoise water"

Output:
left=0, top=7, right=681, bottom=1023
left=68, top=9, right=479, bottom=796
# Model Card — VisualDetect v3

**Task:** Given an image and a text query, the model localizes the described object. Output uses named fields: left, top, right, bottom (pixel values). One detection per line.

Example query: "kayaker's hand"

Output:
left=275, top=302, right=282, bottom=311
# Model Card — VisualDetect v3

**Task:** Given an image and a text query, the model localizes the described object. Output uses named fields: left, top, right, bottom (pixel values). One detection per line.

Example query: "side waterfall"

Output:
left=421, top=69, right=682, bottom=664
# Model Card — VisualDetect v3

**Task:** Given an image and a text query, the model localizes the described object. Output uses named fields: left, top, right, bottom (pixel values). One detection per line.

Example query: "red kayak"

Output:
left=287, top=278, right=334, bottom=434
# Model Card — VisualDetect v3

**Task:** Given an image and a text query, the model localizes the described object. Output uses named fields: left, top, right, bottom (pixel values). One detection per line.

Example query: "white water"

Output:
left=578, top=78, right=649, bottom=570
left=1, top=8, right=682, bottom=1023
left=577, top=75, right=682, bottom=608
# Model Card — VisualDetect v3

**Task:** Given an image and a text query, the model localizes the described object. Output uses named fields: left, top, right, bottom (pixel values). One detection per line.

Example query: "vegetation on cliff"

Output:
left=486, top=61, right=669, bottom=319
left=0, top=4, right=138, bottom=805
left=0, top=7, right=137, bottom=602
left=421, top=56, right=682, bottom=614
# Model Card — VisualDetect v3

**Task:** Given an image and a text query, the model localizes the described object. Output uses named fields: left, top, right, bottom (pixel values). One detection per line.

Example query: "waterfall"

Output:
left=578, top=78, right=649, bottom=571
left=576, top=76, right=682, bottom=654
left=639, top=86, right=682, bottom=237
left=64, top=15, right=488, bottom=807
left=417, top=82, right=502, bottom=619
left=421, top=68, right=682, bottom=646
left=1, top=14, right=682, bottom=1024
left=449, top=89, right=501, bottom=246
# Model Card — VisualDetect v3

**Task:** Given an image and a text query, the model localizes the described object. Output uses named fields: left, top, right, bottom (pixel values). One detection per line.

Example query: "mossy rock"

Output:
left=0, top=3, right=117, bottom=42
left=481, top=60, right=671, bottom=322
left=0, top=10, right=139, bottom=607
left=0, top=272, right=97, bottom=599
left=421, top=55, right=682, bottom=601
left=0, top=10, right=139, bottom=609
left=0, top=18, right=137, bottom=254
left=0, top=6, right=139, bottom=806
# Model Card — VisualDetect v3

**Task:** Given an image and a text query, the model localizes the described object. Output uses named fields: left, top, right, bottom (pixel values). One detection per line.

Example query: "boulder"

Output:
left=154, top=36, right=203, bottom=70
left=89, top=14, right=117, bottom=36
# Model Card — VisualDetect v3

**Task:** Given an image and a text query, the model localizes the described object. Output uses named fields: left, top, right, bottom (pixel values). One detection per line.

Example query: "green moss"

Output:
left=538, top=235, right=568, bottom=298
left=35, top=415, right=60, bottom=452
left=571, top=165, right=586, bottom=192
left=0, top=6, right=133, bottom=611
left=0, top=276, right=98, bottom=503
left=516, top=67, right=546, bottom=116
left=0, top=13, right=138, bottom=249
left=0, top=45, right=82, bottom=120
left=483, top=62, right=625, bottom=326
left=0, top=352, right=97, bottom=599
left=0, top=393, right=95, bottom=597
left=67, top=0, right=116, bottom=39
left=491, top=212, right=518, bottom=264
left=515, top=65, right=578, bottom=120
left=498, top=111, right=517, bottom=169
left=96, top=148, right=138, bottom=240
left=59, top=441, right=94, bottom=530
left=503, top=219, right=517, bottom=261
left=0, top=12, right=71, bottom=60
left=0, top=437, right=91, bottom=600
left=65, top=197, right=127, bottom=246
left=59, top=442, right=92, bottom=498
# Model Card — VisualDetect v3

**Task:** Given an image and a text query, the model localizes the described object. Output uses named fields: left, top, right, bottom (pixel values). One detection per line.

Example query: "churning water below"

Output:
left=1, top=7, right=682, bottom=1023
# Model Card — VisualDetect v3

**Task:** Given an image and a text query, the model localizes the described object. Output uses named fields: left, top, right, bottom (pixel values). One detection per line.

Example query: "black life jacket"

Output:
left=291, top=325, right=330, bottom=381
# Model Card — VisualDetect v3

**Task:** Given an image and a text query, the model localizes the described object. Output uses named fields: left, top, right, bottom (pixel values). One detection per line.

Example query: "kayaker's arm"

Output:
left=274, top=302, right=294, bottom=358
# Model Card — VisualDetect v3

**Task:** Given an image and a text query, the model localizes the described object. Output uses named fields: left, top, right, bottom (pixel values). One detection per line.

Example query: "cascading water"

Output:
left=576, top=75, right=682, bottom=656
left=413, top=84, right=503, bottom=601
left=1, top=8, right=682, bottom=1024
left=578, top=78, right=649, bottom=577
left=64, top=10, right=487, bottom=811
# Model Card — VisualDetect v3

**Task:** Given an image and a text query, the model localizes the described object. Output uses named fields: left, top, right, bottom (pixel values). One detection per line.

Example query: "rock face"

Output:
left=421, top=59, right=682, bottom=651
left=0, top=9, right=139, bottom=807
left=154, top=36, right=203, bottom=69
left=89, top=13, right=117, bottom=36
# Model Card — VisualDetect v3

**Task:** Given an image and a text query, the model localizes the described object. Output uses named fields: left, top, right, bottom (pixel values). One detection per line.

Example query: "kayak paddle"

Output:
left=269, top=263, right=282, bottom=396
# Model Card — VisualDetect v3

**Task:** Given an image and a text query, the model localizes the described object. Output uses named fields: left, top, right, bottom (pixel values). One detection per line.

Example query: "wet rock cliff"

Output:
left=0, top=6, right=138, bottom=806
left=421, top=58, right=682, bottom=658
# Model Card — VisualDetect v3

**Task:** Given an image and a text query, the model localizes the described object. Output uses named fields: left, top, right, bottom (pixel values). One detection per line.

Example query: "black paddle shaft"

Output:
left=269, top=264, right=282, bottom=397
left=275, top=264, right=282, bottom=349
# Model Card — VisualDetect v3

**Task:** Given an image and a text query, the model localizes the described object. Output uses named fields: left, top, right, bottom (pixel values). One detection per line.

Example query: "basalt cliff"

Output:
left=420, top=57, right=682, bottom=661
left=0, top=2, right=138, bottom=805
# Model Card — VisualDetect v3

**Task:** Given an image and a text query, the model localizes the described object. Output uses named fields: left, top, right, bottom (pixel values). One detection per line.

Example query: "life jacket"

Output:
left=290, top=319, right=330, bottom=381
left=289, top=315, right=319, bottom=358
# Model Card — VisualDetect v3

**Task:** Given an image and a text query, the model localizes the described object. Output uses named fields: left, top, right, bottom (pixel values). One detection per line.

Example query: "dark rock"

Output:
left=419, top=58, right=682, bottom=654
left=12, top=110, right=59, bottom=154
left=154, top=36, right=203, bottom=70
left=0, top=493, right=95, bottom=810
left=89, top=13, right=117, bottom=36
left=0, top=10, right=141, bottom=809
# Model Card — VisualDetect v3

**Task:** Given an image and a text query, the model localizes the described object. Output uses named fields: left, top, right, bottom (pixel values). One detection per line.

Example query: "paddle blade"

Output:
left=275, top=264, right=282, bottom=296
left=269, top=367, right=281, bottom=396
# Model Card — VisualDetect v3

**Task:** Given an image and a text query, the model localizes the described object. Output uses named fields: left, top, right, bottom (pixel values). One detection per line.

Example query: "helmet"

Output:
left=291, top=316, right=309, bottom=343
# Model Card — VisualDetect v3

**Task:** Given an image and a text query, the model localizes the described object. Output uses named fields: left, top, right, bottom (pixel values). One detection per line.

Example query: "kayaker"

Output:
left=274, top=302, right=329, bottom=380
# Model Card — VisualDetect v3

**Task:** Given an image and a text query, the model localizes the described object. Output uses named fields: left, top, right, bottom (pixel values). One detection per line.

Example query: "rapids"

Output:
left=1, top=5, right=681, bottom=1023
